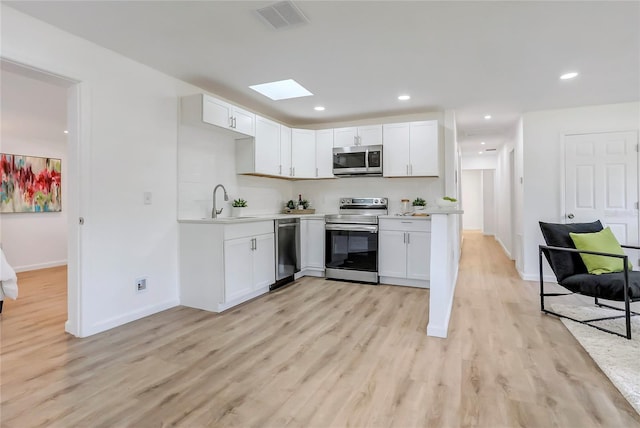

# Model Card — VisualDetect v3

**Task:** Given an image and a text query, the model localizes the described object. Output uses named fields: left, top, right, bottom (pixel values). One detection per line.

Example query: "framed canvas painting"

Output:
left=0, top=153, right=62, bottom=213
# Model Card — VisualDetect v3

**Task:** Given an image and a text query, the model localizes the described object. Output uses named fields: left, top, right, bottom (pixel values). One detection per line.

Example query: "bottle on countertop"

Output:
left=297, top=194, right=304, bottom=210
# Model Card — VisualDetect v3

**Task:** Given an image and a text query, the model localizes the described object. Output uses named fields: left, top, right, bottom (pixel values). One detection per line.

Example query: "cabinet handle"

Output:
left=316, top=167, right=318, bottom=177
left=406, top=165, right=409, bottom=175
left=289, top=167, right=292, bottom=176
left=407, top=233, right=410, bottom=244
left=279, top=165, right=282, bottom=175
left=254, top=238, right=257, bottom=250
left=410, top=164, right=413, bottom=175
left=229, top=116, right=233, bottom=128
left=233, top=117, right=237, bottom=128
left=403, top=232, right=406, bottom=244
left=292, top=167, right=295, bottom=176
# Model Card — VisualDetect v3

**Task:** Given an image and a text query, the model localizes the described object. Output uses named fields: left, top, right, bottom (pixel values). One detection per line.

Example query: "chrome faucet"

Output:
left=212, top=184, right=229, bottom=218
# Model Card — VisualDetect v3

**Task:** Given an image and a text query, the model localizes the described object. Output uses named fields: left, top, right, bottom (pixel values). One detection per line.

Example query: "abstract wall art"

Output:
left=0, top=153, right=62, bottom=213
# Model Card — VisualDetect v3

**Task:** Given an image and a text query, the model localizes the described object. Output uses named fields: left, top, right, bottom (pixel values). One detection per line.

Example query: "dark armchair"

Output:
left=539, top=220, right=640, bottom=339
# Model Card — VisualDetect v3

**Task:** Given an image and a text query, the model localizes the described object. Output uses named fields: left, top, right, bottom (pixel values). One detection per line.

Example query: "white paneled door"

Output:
left=564, top=131, right=639, bottom=251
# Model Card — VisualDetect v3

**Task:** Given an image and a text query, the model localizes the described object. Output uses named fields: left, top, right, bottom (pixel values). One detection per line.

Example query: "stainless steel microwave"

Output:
left=332, top=145, right=383, bottom=177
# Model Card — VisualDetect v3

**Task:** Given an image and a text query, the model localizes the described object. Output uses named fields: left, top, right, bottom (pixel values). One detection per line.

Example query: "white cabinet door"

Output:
left=300, top=220, right=309, bottom=270
left=406, top=231, right=431, bottom=281
left=409, top=121, right=439, bottom=176
left=333, top=127, right=358, bottom=147
left=358, top=125, right=383, bottom=146
left=378, top=230, right=407, bottom=278
left=224, top=237, right=254, bottom=302
left=254, top=115, right=281, bottom=176
left=291, top=128, right=316, bottom=178
left=232, top=106, right=255, bottom=137
left=253, top=234, right=275, bottom=290
left=315, top=129, right=334, bottom=178
left=333, top=126, right=383, bottom=147
left=383, top=122, right=410, bottom=177
left=280, top=125, right=292, bottom=178
left=306, top=219, right=325, bottom=269
left=202, top=95, right=232, bottom=129
left=200, top=94, right=255, bottom=137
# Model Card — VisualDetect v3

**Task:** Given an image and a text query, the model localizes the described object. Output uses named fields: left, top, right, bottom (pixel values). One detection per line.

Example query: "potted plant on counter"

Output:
left=231, top=198, right=248, bottom=217
left=412, top=197, right=427, bottom=211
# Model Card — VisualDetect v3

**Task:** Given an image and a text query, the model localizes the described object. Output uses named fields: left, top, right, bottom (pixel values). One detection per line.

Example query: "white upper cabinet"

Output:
left=291, top=128, right=316, bottom=178
left=201, top=94, right=255, bottom=137
left=333, top=125, right=383, bottom=147
left=315, top=129, right=334, bottom=178
left=280, top=125, right=292, bottom=178
left=383, top=120, right=438, bottom=177
left=256, top=116, right=281, bottom=175
left=236, top=115, right=280, bottom=176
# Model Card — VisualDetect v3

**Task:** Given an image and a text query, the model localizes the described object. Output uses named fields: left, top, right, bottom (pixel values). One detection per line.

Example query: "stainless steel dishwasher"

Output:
left=272, top=217, right=300, bottom=290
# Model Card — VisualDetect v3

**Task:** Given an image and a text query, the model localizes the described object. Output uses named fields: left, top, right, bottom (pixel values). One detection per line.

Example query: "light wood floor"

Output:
left=2, top=233, right=639, bottom=427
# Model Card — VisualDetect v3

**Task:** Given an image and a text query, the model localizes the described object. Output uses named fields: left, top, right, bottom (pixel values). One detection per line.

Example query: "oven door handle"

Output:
left=326, top=224, right=378, bottom=232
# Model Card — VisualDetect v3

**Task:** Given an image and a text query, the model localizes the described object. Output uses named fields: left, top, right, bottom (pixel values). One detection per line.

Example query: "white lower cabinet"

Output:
left=300, top=218, right=325, bottom=276
left=224, top=233, right=274, bottom=302
left=379, top=218, right=431, bottom=288
left=179, top=221, right=275, bottom=312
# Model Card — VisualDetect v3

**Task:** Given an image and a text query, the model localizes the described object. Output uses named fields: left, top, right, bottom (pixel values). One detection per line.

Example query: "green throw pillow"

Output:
left=569, top=227, right=633, bottom=275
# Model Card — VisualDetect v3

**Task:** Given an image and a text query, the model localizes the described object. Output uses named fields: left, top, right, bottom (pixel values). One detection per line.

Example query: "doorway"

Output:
left=0, top=59, right=81, bottom=335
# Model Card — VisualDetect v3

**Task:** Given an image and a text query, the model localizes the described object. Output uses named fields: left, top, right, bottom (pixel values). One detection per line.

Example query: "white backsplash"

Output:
left=292, top=176, right=444, bottom=214
left=178, top=124, right=293, bottom=219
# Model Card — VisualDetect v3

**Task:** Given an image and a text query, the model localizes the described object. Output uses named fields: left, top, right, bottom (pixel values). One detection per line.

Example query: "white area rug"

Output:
left=552, top=303, right=640, bottom=414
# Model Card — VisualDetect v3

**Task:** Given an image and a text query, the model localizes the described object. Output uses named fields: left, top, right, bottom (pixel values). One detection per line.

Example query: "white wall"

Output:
left=482, top=169, right=495, bottom=235
left=522, top=102, right=640, bottom=279
left=1, top=70, right=68, bottom=271
left=1, top=5, right=210, bottom=336
left=461, top=170, right=482, bottom=230
left=461, top=153, right=498, bottom=170
left=495, top=141, right=514, bottom=258
left=178, top=124, right=293, bottom=219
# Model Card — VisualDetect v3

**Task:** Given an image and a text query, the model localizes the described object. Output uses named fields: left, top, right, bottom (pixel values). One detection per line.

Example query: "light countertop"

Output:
left=178, top=213, right=328, bottom=224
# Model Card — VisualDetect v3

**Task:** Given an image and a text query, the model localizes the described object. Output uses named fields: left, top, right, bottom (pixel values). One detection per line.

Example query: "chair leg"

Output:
left=624, top=267, right=631, bottom=340
left=539, top=247, right=545, bottom=311
left=0, top=300, right=3, bottom=314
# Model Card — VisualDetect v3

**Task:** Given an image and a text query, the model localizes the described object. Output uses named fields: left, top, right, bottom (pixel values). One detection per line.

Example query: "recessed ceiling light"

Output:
left=478, top=151, right=483, bottom=155
left=249, top=78, right=313, bottom=100
left=63, top=130, right=69, bottom=134
left=480, top=141, right=485, bottom=145
left=484, top=115, right=492, bottom=120
left=314, top=106, right=325, bottom=111
left=398, top=95, right=411, bottom=101
left=560, top=72, right=579, bottom=80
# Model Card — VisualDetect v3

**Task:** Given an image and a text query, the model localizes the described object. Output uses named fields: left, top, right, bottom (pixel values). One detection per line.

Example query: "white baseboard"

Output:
left=81, top=298, right=180, bottom=338
left=379, top=276, right=429, bottom=288
left=521, top=272, right=557, bottom=283
left=217, top=286, right=269, bottom=312
left=495, top=237, right=513, bottom=260
left=14, top=260, right=67, bottom=273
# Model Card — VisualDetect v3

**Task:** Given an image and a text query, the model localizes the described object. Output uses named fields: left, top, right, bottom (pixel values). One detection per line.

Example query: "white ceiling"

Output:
left=5, top=1, right=639, bottom=155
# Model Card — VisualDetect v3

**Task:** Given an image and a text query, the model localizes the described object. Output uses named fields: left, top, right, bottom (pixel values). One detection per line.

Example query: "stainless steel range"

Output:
left=325, top=197, right=388, bottom=283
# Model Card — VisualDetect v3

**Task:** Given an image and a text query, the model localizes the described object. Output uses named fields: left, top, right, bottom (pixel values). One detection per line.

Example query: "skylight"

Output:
left=249, top=79, right=313, bottom=100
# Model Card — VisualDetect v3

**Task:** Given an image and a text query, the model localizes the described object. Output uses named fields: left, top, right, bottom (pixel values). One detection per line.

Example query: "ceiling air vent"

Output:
left=256, top=1, right=309, bottom=30
left=485, top=148, right=497, bottom=152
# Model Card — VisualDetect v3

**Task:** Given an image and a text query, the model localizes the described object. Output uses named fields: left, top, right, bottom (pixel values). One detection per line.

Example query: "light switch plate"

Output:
left=144, top=192, right=152, bottom=205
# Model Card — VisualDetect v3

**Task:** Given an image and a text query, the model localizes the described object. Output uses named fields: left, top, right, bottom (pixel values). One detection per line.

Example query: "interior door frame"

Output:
left=561, top=129, right=640, bottom=243
left=1, top=56, right=87, bottom=337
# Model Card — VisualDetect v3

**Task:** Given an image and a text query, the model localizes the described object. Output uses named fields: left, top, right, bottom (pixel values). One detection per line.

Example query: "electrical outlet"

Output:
left=136, top=277, right=147, bottom=293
